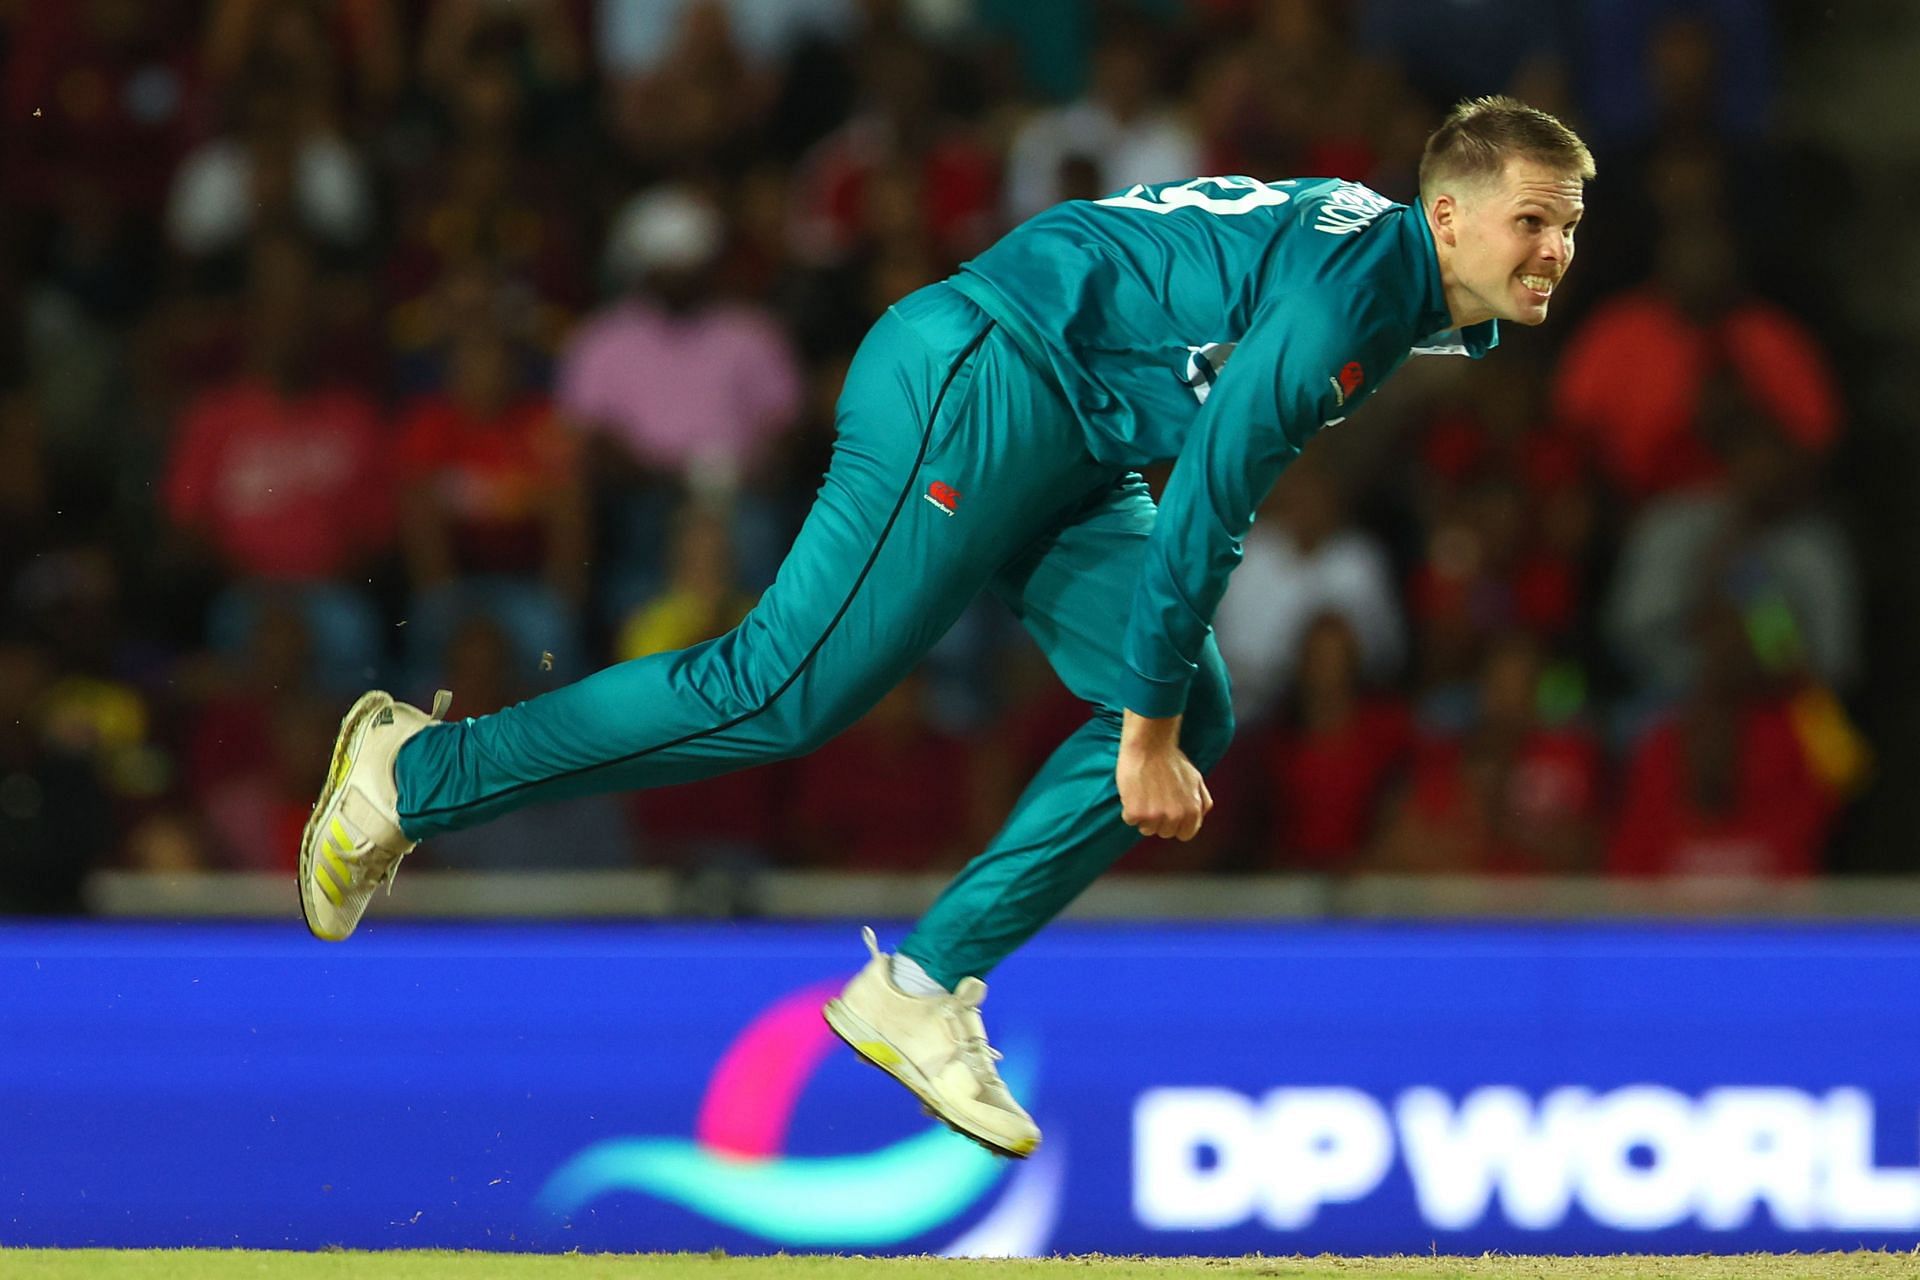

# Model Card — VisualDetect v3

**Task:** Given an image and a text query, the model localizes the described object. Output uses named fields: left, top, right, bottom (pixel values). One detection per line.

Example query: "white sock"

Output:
left=889, top=953, right=949, bottom=997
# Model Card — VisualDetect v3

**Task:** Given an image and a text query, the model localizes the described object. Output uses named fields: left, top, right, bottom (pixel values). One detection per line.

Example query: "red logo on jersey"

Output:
left=925, top=481, right=960, bottom=516
left=1338, top=362, right=1366, bottom=397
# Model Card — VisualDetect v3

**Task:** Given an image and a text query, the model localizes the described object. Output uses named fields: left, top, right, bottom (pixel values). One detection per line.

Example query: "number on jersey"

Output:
left=1095, top=176, right=1295, bottom=216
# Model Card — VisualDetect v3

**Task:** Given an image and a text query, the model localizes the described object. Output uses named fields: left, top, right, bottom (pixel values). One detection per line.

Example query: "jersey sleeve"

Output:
left=1119, top=293, right=1355, bottom=718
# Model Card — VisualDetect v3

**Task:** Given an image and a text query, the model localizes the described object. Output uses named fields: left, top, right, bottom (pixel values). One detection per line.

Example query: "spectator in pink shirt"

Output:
left=557, top=183, right=803, bottom=613
left=560, top=184, right=802, bottom=487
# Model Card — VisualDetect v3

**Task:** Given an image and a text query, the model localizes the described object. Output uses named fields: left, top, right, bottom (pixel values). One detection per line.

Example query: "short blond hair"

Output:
left=1419, top=96, right=1595, bottom=201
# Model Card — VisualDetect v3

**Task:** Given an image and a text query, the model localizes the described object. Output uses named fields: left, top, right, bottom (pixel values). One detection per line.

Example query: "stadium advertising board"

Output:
left=4, top=922, right=1920, bottom=1254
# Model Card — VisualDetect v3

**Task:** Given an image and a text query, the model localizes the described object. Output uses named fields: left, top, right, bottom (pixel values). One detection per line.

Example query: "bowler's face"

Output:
left=1453, top=158, right=1585, bottom=327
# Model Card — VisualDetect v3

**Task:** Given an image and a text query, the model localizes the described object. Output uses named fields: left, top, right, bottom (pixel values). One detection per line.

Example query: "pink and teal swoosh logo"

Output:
left=536, top=981, right=1033, bottom=1247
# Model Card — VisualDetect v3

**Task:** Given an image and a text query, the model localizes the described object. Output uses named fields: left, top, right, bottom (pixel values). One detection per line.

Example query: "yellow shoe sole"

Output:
left=821, top=998, right=1038, bottom=1160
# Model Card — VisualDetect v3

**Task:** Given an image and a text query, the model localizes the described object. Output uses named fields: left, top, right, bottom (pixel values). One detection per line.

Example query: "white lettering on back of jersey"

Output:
left=1313, top=182, right=1392, bottom=236
left=1098, top=177, right=1294, bottom=217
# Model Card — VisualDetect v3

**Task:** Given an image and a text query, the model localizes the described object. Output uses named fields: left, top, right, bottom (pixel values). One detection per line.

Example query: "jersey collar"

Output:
left=1403, top=201, right=1499, bottom=360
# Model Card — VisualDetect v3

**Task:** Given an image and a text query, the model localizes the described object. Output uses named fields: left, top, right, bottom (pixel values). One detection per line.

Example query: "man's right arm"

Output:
left=1113, top=294, right=1353, bottom=839
left=1118, top=708, right=1212, bottom=841
left=1117, top=293, right=1349, bottom=719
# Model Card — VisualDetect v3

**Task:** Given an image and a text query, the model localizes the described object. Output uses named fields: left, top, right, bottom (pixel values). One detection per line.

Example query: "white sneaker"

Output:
left=299, top=689, right=451, bottom=942
left=821, top=927, right=1040, bottom=1159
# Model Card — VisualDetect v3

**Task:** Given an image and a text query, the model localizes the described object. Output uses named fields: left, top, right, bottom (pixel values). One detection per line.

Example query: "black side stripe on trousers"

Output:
left=402, top=320, right=997, bottom=823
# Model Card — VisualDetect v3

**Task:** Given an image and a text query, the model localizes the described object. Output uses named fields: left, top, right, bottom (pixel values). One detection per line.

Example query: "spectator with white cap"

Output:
left=556, top=183, right=804, bottom=612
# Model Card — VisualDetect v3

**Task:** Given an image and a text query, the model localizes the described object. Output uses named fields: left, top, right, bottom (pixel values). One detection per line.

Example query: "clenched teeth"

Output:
left=1520, top=274, right=1556, bottom=293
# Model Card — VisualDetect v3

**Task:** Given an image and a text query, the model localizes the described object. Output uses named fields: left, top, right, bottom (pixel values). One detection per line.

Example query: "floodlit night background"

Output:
left=5, top=0, right=1920, bottom=1258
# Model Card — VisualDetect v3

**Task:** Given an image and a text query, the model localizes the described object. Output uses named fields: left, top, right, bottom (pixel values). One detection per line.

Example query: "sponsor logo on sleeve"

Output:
left=1328, top=361, right=1364, bottom=409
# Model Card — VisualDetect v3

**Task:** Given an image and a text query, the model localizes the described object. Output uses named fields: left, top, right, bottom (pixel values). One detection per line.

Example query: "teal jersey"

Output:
left=948, top=175, right=1499, bottom=718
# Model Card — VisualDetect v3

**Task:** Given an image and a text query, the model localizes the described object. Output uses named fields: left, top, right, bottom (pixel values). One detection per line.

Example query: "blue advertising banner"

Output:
left=4, top=921, right=1920, bottom=1255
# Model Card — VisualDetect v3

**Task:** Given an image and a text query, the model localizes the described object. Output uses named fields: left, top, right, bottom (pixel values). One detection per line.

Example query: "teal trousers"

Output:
left=394, top=283, right=1235, bottom=987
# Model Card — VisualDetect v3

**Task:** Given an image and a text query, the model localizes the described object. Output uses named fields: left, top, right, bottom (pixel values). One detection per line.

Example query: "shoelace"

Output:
left=943, top=1001, right=1022, bottom=1112
left=942, top=1001, right=1005, bottom=1070
left=365, top=842, right=406, bottom=896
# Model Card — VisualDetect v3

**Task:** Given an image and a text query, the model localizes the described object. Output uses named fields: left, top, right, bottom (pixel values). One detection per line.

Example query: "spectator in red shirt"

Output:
left=162, top=232, right=392, bottom=692
left=1552, top=216, right=1840, bottom=501
left=1372, top=632, right=1603, bottom=875
left=791, top=35, right=999, bottom=268
left=1265, top=614, right=1413, bottom=873
left=1415, top=360, right=1596, bottom=589
left=1609, top=599, right=1839, bottom=880
left=1410, top=472, right=1582, bottom=721
left=394, top=318, right=587, bottom=685
left=1409, top=360, right=1596, bottom=715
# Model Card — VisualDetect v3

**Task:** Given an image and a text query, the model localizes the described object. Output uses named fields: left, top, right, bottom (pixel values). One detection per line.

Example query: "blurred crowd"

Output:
left=0, top=0, right=1879, bottom=911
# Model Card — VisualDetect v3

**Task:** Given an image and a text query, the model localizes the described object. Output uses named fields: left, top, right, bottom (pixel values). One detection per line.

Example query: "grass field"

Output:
left=2, top=1253, right=1917, bottom=1279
